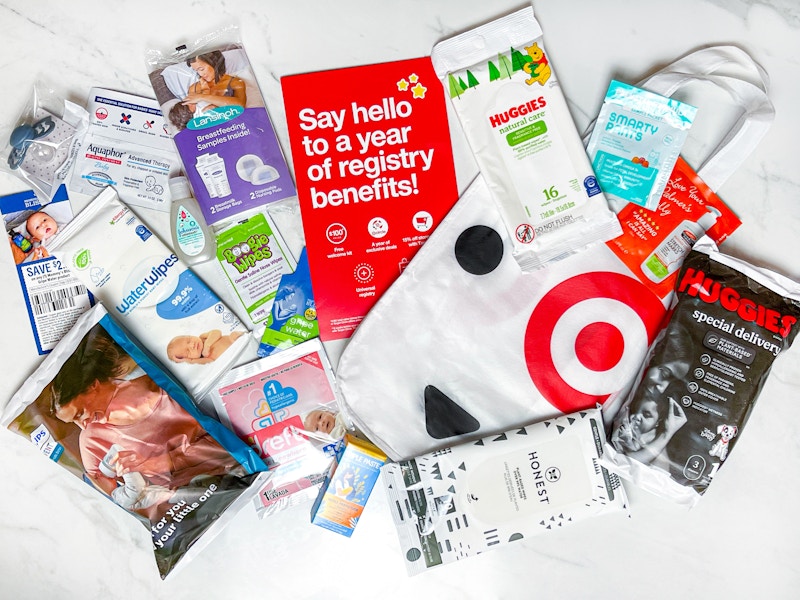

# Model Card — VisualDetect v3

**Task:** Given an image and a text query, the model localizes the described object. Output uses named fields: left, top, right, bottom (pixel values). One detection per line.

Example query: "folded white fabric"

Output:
left=337, top=175, right=669, bottom=460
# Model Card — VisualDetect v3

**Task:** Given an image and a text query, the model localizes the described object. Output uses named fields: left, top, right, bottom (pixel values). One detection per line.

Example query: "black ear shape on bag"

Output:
left=424, top=385, right=480, bottom=439
left=454, top=225, right=504, bottom=275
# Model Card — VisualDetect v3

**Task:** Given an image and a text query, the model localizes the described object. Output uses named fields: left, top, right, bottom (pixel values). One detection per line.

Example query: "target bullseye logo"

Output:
left=524, top=272, right=665, bottom=413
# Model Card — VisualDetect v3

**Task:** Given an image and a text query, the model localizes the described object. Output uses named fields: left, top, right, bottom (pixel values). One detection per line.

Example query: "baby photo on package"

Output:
left=209, top=339, right=347, bottom=517
left=1, top=304, right=267, bottom=578
left=1, top=185, right=93, bottom=354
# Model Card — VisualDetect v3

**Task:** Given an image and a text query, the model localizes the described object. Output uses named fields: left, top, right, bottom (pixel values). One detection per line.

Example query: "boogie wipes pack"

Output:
left=606, top=237, right=800, bottom=505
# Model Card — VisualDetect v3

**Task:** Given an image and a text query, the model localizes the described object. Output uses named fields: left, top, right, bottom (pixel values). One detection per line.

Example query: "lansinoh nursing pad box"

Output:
left=48, top=187, right=250, bottom=399
left=383, top=408, right=628, bottom=575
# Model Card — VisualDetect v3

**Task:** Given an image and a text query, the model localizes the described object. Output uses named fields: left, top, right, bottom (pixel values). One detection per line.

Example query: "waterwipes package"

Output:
left=586, top=80, right=697, bottom=211
left=70, top=88, right=182, bottom=211
left=431, top=7, right=621, bottom=271
left=47, top=187, right=250, bottom=399
left=383, top=407, right=627, bottom=575
left=1, top=304, right=268, bottom=579
left=145, top=25, right=296, bottom=225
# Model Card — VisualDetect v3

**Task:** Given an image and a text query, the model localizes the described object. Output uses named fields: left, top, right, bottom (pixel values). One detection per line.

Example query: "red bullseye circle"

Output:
left=525, top=272, right=665, bottom=413
left=574, top=322, right=624, bottom=371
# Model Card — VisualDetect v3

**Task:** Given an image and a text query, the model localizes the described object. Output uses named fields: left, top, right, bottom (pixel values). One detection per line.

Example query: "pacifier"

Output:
left=8, top=116, right=56, bottom=169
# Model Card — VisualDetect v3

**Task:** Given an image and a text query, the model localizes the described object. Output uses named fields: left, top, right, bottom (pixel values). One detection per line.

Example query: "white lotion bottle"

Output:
left=169, top=176, right=216, bottom=265
left=641, top=207, right=720, bottom=283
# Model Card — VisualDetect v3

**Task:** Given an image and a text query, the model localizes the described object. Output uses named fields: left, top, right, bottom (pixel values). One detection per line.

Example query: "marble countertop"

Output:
left=1, top=0, right=799, bottom=598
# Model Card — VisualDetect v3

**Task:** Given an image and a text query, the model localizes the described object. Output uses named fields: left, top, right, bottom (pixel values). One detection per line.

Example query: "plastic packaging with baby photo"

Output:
left=47, top=186, right=252, bottom=399
left=207, top=338, right=350, bottom=518
left=1, top=304, right=268, bottom=579
left=605, top=237, right=800, bottom=506
left=144, top=25, right=296, bottom=225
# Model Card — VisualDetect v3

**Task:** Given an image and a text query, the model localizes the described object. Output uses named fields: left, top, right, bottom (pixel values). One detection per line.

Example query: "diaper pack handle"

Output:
left=634, top=45, right=774, bottom=191
left=583, top=45, right=774, bottom=192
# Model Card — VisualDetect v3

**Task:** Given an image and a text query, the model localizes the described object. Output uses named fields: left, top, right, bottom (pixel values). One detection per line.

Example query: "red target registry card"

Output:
left=282, top=57, right=458, bottom=341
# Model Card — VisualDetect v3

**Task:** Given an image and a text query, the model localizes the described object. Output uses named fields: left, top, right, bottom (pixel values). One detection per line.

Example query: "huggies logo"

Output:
left=678, top=267, right=797, bottom=337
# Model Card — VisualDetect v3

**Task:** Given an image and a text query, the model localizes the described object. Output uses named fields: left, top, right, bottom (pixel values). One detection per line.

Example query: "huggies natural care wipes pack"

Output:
left=431, top=7, right=621, bottom=271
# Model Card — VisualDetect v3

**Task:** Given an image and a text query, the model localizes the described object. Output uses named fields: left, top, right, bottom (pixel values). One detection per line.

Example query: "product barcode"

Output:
left=31, top=285, right=88, bottom=316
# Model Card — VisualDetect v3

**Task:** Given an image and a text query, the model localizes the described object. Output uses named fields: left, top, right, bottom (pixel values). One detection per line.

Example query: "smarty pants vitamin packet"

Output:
left=383, top=407, right=627, bottom=575
left=586, top=80, right=697, bottom=211
left=1, top=304, right=267, bottom=579
left=48, top=187, right=250, bottom=399
left=431, top=7, right=621, bottom=271
left=606, top=237, right=800, bottom=505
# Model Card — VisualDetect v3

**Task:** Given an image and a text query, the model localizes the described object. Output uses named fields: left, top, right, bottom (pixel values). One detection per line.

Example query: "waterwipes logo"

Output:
left=115, top=254, right=180, bottom=315
left=188, top=105, right=244, bottom=130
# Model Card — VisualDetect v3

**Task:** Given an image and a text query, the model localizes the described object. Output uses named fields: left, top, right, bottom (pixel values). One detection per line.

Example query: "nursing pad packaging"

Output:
left=70, top=88, right=182, bottom=212
left=207, top=339, right=346, bottom=518
left=606, top=237, right=800, bottom=506
left=281, top=56, right=458, bottom=341
left=1, top=304, right=268, bottom=579
left=337, top=175, right=671, bottom=462
left=145, top=25, right=296, bottom=225
left=47, top=187, right=250, bottom=399
left=586, top=81, right=697, bottom=211
left=383, top=407, right=627, bottom=575
left=1, top=82, right=89, bottom=203
left=431, top=7, right=621, bottom=272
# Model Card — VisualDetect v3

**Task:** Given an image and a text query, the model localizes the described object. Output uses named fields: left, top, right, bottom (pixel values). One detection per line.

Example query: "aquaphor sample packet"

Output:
left=383, top=408, right=627, bottom=575
left=47, top=187, right=250, bottom=399
left=145, top=26, right=296, bottom=225
left=70, top=88, right=182, bottom=212
left=1, top=304, right=267, bottom=579
left=606, top=237, right=800, bottom=505
left=431, top=7, right=621, bottom=271
left=586, top=80, right=697, bottom=210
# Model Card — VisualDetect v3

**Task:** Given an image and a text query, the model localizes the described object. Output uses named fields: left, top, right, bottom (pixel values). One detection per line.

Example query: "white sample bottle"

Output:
left=641, top=207, right=720, bottom=283
left=169, top=176, right=216, bottom=265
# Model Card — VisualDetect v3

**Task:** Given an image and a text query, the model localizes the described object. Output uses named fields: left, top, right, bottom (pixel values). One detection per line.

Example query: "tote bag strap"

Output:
left=584, top=45, right=774, bottom=191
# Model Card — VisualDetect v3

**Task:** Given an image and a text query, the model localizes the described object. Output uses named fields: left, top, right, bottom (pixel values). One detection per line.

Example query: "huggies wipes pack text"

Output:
left=48, top=188, right=250, bottom=398
left=431, top=7, right=621, bottom=271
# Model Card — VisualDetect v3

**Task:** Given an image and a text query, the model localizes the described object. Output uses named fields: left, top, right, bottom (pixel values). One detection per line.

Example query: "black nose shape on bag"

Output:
left=424, top=384, right=481, bottom=439
left=454, top=225, right=504, bottom=275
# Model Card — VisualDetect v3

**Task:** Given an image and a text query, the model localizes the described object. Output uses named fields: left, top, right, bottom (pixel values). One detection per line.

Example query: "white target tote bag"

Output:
left=337, top=46, right=773, bottom=461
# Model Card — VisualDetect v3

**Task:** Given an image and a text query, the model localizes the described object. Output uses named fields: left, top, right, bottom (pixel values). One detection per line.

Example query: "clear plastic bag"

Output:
left=1, top=82, right=88, bottom=203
